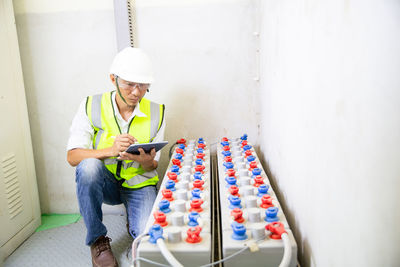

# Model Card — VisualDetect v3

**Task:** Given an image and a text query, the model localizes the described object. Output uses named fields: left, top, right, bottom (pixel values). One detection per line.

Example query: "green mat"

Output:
left=35, top=213, right=82, bottom=232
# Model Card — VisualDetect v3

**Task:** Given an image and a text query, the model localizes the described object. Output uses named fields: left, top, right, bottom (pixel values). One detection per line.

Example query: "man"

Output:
left=67, top=47, right=165, bottom=267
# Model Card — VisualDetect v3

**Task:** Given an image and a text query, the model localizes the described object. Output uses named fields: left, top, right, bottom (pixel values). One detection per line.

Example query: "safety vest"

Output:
left=86, top=91, right=165, bottom=189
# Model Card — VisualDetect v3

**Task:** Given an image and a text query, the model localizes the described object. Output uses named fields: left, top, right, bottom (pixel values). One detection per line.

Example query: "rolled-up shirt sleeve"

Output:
left=67, top=99, right=94, bottom=151
left=67, top=98, right=166, bottom=163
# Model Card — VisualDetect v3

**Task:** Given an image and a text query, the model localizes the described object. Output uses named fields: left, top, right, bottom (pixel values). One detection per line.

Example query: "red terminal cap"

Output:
left=153, top=211, right=168, bottom=227
left=195, top=165, right=205, bottom=173
left=175, top=148, right=184, bottom=155
left=186, top=226, right=202, bottom=243
left=231, top=208, right=245, bottom=223
left=226, top=169, right=236, bottom=178
left=198, top=143, right=206, bottom=149
left=222, top=145, right=230, bottom=151
left=172, top=158, right=181, bottom=167
left=266, top=222, right=287, bottom=240
left=241, top=140, right=248, bottom=147
left=162, top=189, right=174, bottom=201
left=189, top=199, right=204, bottom=212
left=196, top=153, right=205, bottom=159
left=249, top=161, right=258, bottom=171
left=177, top=138, right=186, bottom=144
left=253, top=176, right=264, bottom=187
left=229, top=185, right=240, bottom=197
left=260, top=195, right=274, bottom=209
left=167, top=172, right=178, bottom=181
left=222, top=137, right=229, bottom=142
left=244, top=150, right=253, bottom=158
left=224, top=156, right=232, bottom=162
left=192, top=180, right=204, bottom=191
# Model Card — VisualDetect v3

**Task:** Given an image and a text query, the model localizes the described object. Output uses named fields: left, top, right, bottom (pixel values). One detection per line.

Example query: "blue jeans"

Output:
left=75, top=158, right=157, bottom=246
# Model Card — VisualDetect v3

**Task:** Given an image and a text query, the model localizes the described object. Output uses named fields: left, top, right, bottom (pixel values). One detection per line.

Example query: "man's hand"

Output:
left=109, top=134, right=137, bottom=157
left=66, top=134, right=138, bottom=167
left=118, top=148, right=157, bottom=171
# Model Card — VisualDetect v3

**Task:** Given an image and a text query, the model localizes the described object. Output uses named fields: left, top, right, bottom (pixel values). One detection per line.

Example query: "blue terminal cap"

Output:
left=240, top=134, right=248, bottom=141
left=223, top=161, right=234, bottom=170
left=158, top=199, right=171, bottom=213
left=197, top=148, right=204, bottom=153
left=149, top=224, right=164, bottom=244
left=198, top=138, right=204, bottom=144
left=191, top=188, right=202, bottom=199
left=222, top=150, right=231, bottom=157
left=243, top=145, right=252, bottom=151
left=228, top=195, right=242, bottom=210
left=174, top=153, right=183, bottom=160
left=220, top=141, right=230, bottom=147
left=252, top=168, right=262, bottom=177
left=265, top=207, right=279, bottom=222
left=257, top=184, right=269, bottom=197
left=165, top=179, right=176, bottom=191
left=170, top=165, right=180, bottom=173
left=195, top=158, right=204, bottom=166
left=198, top=137, right=204, bottom=141
left=193, top=171, right=203, bottom=180
left=231, top=221, right=248, bottom=240
left=188, top=211, right=200, bottom=226
left=247, top=155, right=256, bottom=162
left=178, top=144, right=186, bottom=150
left=225, top=176, right=237, bottom=188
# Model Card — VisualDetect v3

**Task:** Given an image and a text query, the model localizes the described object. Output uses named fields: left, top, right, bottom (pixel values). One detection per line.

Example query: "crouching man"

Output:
left=67, top=47, right=165, bottom=267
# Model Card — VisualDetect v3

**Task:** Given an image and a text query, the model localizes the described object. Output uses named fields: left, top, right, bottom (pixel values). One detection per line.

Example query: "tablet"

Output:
left=125, top=141, right=169, bottom=155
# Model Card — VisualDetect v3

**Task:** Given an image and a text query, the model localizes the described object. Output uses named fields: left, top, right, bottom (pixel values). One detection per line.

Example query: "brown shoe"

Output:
left=90, top=236, right=119, bottom=267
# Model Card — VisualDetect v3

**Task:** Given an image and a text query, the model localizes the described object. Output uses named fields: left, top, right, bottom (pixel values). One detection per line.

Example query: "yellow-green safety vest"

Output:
left=86, top=91, right=165, bottom=189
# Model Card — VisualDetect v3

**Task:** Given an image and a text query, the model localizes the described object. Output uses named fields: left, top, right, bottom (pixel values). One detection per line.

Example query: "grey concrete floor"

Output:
left=4, top=215, right=133, bottom=267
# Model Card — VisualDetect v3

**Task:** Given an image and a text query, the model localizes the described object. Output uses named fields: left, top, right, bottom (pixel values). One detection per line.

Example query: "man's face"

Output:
left=110, top=74, right=149, bottom=107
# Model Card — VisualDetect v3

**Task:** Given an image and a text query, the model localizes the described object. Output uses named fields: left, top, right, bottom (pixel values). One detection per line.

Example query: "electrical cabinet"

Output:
left=0, top=0, right=41, bottom=262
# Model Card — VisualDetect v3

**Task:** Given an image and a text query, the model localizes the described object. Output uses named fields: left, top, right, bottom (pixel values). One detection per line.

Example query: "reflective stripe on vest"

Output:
left=86, top=91, right=165, bottom=189
left=103, top=158, right=157, bottom=187
left=89, top=94, right=164, bottom=150
left=123, top=170, right=158, bottom=187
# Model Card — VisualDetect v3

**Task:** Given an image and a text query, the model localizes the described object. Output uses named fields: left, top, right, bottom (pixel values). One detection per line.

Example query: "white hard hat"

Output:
left=110, top=47, right=154, bottom=84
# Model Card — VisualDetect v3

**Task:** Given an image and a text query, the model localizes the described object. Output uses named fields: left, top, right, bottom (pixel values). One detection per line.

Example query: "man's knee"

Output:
left=76, top=158, right=105, bottom=186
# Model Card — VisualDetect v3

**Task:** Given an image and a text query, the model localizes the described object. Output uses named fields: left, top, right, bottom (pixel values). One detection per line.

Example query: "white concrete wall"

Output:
left=14, top=0, right=259, bottom=213
left=14, top=0, right=118, bottom=213
left=258, top=0, right=400, bottom=266
left=134, top=0, right=260, bottom=183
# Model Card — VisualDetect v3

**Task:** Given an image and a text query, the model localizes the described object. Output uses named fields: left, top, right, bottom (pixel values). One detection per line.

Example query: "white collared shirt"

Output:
left=67, top=91, right=165, bottom=161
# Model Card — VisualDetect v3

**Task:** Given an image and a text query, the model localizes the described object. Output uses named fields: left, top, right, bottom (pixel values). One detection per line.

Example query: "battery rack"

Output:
left=136, top=138, right=212, bottom=267
left=135, top=135, right=298, bottom=267
left=217, top=134, right=297, bottom=267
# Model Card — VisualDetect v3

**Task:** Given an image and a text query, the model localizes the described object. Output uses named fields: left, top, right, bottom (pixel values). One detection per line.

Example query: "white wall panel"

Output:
left=14, top=0, right=260, bottom=213
left=135, top=0, right=260, bottom=175
left=15, top=2, right=118, bottom=213
left=258, top=0, right=400, bottom=266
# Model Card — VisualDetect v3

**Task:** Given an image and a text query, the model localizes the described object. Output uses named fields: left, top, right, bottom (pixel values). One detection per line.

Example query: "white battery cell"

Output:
left=167, top=227, right=182, bottom=243
left=239, top=176, right=251, bottom=186
left=170, top=212, right=185, bottom=226
left=238, top=168, right=249, bottom=178
left=181, top=172, right=191, bottom=182
left=176, top=190, right=189, bottom=202
left=177, top=180, right=189, bottom=190
left=137, top=139, right=211, bottom=267
left=245, top=196, right=258, bottom=208
left=248, top=208, right=262, bottom=222
left=217, top=136, right=297, bottom=267
left=181, top=165, right=192, bottom=174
